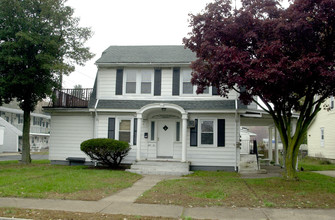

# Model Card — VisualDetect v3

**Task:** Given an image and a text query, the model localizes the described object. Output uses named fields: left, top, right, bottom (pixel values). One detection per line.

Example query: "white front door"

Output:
left=157, top=120, right=174, bottom=158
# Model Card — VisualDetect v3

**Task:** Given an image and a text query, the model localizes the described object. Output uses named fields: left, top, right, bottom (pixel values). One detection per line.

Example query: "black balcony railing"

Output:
left=50, top=88, right=93, bottom=108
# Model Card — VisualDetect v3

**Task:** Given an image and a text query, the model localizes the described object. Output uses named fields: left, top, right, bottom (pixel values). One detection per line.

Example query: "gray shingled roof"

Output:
left=95, top=45, right=196, bottom=64
left=89, top=100, right=248, bottom=110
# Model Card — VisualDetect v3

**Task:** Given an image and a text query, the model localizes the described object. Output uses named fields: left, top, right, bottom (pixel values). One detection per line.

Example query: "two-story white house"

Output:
left=46, top=45, right=277, bottom=173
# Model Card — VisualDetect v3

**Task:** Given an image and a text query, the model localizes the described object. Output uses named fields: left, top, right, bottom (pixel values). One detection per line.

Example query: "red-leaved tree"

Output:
left=184, top=0, right=335, bottom=180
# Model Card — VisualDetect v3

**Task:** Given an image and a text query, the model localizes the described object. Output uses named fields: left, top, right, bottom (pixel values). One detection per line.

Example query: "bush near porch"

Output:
left=81, top=138, right=131, bottom=168
left=0, top=160, right=141, bottom=200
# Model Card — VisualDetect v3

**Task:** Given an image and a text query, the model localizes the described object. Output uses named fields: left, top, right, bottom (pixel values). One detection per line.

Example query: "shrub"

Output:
left=81, top=138, right=131, bottom=168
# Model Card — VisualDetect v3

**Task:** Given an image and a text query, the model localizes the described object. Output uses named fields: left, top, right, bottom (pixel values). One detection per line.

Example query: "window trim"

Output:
left=123, top=68, right=154, bottom=96
left=115, top=117, right=134, bottom=145
left=198, top=118, right=217, bottom=147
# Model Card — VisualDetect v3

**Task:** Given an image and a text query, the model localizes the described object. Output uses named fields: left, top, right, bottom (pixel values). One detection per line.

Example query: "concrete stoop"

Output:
left=126, top=160, right=191, bottom=176
left=239, top=154, right=266, bottom=174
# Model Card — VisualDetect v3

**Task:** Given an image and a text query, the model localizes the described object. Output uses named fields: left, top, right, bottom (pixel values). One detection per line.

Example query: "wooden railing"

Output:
left=50, top=88, right=93, bottom=108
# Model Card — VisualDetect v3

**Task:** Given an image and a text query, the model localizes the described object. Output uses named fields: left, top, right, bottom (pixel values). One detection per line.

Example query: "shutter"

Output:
left=212, top=86, right=219, bottom=95
left=154, top=68, right=161, bottom=96
left=108, top=118, right=115, bottom=139
left=190, top=119, right=198, bottom=147
left=115, top=69, right=123, bottom=95
left=172, top=67, right=180, bottom=96
left=218, top=119, right=225, bottom=147
left=133, top=118, right=137, bottom=145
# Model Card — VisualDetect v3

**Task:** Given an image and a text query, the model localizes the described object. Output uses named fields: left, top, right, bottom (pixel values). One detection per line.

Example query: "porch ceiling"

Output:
left=240, top=113, right=275, bottom=126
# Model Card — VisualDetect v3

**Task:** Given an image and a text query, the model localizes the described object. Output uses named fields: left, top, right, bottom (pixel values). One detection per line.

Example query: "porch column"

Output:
left=136, top=113, right=142, bottom=161
left=274, top=128, right=279, bottom=165
left=181, top=113, right=188, bottom=162
left=268, top=126, right=273, bottom=161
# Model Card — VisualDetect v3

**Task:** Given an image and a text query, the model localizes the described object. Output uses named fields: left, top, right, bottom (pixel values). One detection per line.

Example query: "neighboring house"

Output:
left=0, top=103, right=51, bottom=152
left=0, top=117, right=22, bottom=153
left=308, top=97, right=335, bottom=160
left=45, top=45, right=278, bottom=173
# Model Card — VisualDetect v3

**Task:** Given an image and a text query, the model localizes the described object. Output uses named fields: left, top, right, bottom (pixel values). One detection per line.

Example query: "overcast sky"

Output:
left=63, top=0, right=215, bottom=89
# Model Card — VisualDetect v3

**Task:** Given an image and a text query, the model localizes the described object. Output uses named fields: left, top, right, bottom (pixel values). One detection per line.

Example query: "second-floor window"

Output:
left=126, top=70, right=137, bottom=93
left=181, top=69, right=209, bottom=95
left=124, top=68, right=153, bottom=95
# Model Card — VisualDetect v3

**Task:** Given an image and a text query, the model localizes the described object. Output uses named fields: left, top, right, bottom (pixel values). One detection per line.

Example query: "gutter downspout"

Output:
left=235, top=98, right=239, bottom=172
left=93, top=99, right=99, bottom=138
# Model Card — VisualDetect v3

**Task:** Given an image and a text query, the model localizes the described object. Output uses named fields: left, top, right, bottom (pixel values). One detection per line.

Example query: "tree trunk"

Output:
left=21, top=108, right=31, bottom=164
left=284, top=145, right=298, bottom=180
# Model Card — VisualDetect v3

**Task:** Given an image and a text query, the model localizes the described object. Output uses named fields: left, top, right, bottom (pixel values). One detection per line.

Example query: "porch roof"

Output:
left=89, top=99, right=248, bottom=111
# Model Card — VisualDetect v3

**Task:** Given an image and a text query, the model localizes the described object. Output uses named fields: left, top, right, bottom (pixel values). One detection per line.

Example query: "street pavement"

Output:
left=0, top=153, right=48, bottom=161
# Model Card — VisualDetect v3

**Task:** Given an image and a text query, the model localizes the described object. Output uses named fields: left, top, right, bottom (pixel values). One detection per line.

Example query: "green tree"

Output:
left=0, top=0, right=94, bottom=164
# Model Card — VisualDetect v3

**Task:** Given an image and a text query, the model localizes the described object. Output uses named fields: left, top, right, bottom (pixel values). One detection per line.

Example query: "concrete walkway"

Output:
left=1, top=175, right=335, bottom=219
left=313, top=170, right=335, bottom=177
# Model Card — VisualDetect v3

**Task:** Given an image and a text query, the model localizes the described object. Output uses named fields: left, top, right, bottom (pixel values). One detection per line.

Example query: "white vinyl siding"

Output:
left=49, top=114, right=93, bottom=161
left=97, top=68, right=115, bottom=99
left=186, top=114, right=237, bottom=167
left=161, top=68, right=172, bottom=96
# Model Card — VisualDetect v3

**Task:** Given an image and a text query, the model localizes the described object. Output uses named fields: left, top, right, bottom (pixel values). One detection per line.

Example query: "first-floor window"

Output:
left=176, top=121, right=180, bottom=142
left=320, top=127, right=325, bottom=147
left=200, top=120, right=214, bottom=145
left=119, top=120, right=131, bottom=143
left=150, top=121, right=155, bottom=141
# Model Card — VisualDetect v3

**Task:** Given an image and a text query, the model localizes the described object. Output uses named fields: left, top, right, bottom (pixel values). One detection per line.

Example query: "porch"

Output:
left=134, top=103, right=188, bottom=163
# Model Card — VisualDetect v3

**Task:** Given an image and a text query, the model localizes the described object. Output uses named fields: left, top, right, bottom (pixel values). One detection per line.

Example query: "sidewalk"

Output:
left=1, top=175, right=335, bottom=219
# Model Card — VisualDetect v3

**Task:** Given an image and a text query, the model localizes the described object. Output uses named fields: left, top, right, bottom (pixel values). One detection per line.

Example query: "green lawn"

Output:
left=299, top=157, right=335, bottom=171
left=0, top=160, right=141, bottom=200
left=137, top=170, right=335, bottom=209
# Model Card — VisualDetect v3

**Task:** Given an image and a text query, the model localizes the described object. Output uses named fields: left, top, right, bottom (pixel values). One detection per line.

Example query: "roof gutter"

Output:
left=95, top=62, right=193, bottom=68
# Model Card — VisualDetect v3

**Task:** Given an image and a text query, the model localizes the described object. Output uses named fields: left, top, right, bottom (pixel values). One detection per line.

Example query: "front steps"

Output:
left=126, top=160, right=191, bottom=176
left=239, top=154, right=266, bottom=174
